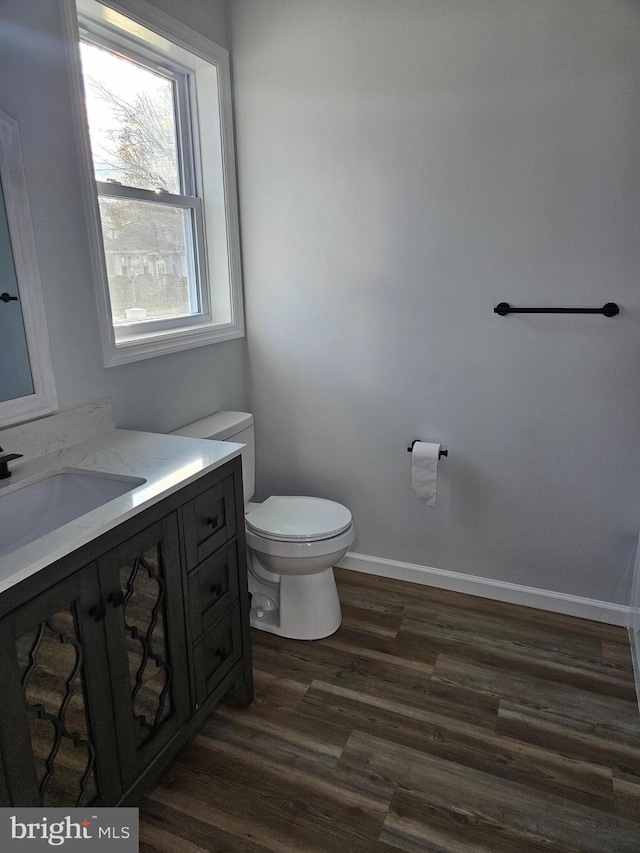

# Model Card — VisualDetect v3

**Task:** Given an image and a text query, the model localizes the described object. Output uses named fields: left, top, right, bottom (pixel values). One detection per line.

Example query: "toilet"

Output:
left=172, top=412, right=355, bottom=640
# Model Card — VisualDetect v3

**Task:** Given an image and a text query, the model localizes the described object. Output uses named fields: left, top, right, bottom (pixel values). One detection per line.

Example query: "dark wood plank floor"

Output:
left=139, top=568, right=640, bottom=852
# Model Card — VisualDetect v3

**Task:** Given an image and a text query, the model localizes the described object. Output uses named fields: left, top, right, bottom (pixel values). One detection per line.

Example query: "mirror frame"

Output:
left=0, top=108, right=58, bottom=428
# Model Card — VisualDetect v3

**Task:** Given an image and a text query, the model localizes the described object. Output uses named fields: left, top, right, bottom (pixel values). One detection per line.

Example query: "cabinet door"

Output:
left=99, top=514, right=190, bottom=790
left=0, top=566, right=121, bottom=807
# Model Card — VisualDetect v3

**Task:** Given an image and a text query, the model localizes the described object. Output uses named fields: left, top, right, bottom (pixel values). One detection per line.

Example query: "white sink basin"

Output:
left=0, top=469, right=146, bottom=558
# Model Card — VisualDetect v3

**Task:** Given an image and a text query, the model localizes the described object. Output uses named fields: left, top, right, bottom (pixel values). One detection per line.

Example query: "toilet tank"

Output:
left=172, top=411, right=255, bottom=502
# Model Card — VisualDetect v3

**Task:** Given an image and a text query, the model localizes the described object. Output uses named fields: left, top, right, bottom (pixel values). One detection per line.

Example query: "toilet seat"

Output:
left=246, top=520, right=356, bottom=569
left=246, top=496, right=352, bottom=542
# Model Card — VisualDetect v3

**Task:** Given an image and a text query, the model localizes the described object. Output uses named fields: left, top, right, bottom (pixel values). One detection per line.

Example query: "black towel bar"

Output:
left=494, top=302, right=619, bottom=317
left=408, top=441, right=448, bottom=459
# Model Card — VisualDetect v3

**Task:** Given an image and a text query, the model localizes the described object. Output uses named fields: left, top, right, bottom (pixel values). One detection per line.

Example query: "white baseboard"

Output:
left=336, top=552, right=630, bottom=627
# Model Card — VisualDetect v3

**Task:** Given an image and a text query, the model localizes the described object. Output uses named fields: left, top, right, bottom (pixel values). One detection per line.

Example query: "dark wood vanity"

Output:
left=0, top=456, right=252, bottom=807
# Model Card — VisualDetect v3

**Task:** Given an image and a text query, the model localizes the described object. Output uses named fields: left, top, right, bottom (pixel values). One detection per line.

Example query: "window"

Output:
left=64, top=0, right=244, bottom=365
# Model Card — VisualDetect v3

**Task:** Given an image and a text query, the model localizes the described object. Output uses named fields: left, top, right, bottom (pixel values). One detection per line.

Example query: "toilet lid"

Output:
left=246, top=496, right=352, bottom=542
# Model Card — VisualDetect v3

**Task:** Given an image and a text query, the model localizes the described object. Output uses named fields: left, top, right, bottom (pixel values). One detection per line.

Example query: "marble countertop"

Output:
left=0, top=428, right=242, bottom=594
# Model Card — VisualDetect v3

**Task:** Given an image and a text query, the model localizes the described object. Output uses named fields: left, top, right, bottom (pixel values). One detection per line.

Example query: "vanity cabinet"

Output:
left=0, top=456, right=252, bottom=808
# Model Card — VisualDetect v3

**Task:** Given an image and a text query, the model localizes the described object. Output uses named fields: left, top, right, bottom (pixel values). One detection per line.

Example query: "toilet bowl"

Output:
left=171, top=413, right=355, bottom=640
left=245, top=495, right=355, bottom=639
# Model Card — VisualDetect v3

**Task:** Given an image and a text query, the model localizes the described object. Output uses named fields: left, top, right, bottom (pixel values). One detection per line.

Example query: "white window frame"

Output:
left=61, top=0, right=244, bottom=367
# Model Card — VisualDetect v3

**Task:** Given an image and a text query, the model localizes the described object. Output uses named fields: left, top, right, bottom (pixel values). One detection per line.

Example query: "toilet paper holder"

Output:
left=407, top=440, right=448, bottom=459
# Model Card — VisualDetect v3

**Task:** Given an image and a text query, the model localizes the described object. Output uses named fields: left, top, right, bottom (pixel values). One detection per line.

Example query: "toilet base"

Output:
left=249, top=565, right=342, bottom=640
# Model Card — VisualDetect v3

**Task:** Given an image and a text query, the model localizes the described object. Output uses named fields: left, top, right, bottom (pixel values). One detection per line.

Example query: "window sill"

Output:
left=104, top=319, right=245, bottom=366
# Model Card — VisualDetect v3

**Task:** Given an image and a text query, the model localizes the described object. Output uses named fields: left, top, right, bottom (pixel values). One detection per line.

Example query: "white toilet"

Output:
left=172, top=412, right=355, bottom=640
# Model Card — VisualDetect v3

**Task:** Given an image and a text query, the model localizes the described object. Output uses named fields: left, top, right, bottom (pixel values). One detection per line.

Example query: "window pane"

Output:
left=80, top=42, right=181, bottom=194
left=98, top=197, right=200, bottom=324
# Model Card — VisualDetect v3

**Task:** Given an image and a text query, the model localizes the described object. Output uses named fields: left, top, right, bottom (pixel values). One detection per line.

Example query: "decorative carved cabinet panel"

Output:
left=0, top=567, right=121, bottom=806
left=0, top=457, right=252, bottom=808
left=17, top=608, right=100, bottom=805
left=121, top=543, right=176, bottom=745
left=98, top=515, right=190, bottom=791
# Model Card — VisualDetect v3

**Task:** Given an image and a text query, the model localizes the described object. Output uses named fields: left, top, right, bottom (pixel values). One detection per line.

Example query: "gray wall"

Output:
left=0, top=0, right=246, bottom=433
left=229, top=0, right=640, bottom=604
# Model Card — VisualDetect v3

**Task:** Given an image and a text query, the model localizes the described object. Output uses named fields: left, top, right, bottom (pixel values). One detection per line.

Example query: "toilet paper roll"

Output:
left=411, top=441, right=440, bottom=507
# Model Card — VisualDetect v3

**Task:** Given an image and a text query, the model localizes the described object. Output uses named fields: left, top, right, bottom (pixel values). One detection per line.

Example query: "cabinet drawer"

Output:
left=183, top=476, right=236, bottom=570
left=193, top=608, right=243, bottom=707
left=188, top=542, right=239, bottom=639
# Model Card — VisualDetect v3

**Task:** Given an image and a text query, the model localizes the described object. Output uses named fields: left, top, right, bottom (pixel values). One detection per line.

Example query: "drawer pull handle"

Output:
left=108, top=590, right=125, bottom=608
left=214, top=647, right=227, bottom=660
left=210, top=583, right=223, bottom=597
left=206, top=515, right=220, bottom=529
left=88, top=602, right=106, bottom=622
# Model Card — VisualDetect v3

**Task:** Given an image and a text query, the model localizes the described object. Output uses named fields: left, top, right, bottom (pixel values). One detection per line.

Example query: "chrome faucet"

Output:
left=0, top=446, right=23, bottom=480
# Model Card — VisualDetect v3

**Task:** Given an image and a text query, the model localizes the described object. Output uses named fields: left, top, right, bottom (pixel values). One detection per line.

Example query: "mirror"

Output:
left=0, top=175, right=34, bottom=401
left=0, top=108, right=57, bottom=428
